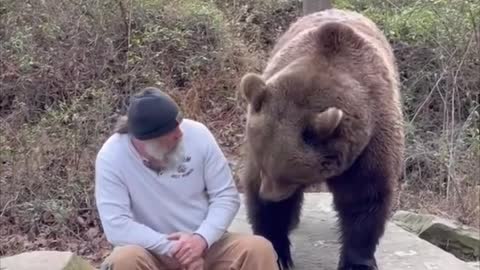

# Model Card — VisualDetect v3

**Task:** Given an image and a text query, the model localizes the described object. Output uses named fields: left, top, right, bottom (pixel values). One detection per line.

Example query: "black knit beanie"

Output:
left=127, top=87, right=183, bottom=140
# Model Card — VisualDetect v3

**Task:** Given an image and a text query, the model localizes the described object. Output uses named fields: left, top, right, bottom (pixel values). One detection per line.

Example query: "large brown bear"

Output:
left=238, top=8, right=405, bottom=270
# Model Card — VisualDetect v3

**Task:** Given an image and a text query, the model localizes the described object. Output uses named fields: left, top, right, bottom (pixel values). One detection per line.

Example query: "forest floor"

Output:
left=1, top=0, right=479, bottom=267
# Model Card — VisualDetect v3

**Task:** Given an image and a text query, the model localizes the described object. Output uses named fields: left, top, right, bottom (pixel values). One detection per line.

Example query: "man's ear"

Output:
left=239, top=73, right=268, bottom=112
left=315, top=22, right=365, bottom=56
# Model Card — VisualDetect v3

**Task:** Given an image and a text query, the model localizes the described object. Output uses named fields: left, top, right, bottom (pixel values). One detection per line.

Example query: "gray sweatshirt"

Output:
left=94, top=119, right=241, bottom=256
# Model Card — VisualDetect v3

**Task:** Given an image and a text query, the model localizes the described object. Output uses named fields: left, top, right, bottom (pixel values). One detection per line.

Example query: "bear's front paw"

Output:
left=338, top=257, right=378, bottom=270
left=338, top=265, right=378, bottom=270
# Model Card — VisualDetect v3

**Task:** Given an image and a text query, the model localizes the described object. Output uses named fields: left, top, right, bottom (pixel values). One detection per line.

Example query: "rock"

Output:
left=228, top=193, right=476, bottom=269
left=0, top=250, right=95, bottom=270
left=392, top=210, right=480, bottom=261
left=420, top=222, right=480, bottom=262
left=392, top=210, right=456, bottom=234
left=468, top=261, right=480, bottom=269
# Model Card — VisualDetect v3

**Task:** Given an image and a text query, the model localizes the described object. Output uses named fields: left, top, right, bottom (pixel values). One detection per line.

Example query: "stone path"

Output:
left=1, top=192, right=476, bottom=270
left=0, top=250, right=95, bottom=270
left=228, top=192, right=477, bottom=270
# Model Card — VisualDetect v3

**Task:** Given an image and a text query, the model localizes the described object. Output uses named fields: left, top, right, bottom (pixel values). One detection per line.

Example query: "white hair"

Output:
left=144, top=139, right=185, bottom=170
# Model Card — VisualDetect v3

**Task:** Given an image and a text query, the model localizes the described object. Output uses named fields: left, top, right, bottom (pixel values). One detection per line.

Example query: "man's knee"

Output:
left=102, top=245, right=152, bottom=270
left=238, top=235, right=277, bottom=256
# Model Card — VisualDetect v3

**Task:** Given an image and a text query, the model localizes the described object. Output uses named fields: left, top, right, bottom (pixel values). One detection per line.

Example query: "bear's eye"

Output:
left=302, top=126, right=321, bottom=148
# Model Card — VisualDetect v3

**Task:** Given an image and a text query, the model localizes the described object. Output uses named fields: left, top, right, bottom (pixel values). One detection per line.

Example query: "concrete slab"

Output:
left=0, top=250, right=96, bottom=270
left=228, top=192, right=476, bottom=270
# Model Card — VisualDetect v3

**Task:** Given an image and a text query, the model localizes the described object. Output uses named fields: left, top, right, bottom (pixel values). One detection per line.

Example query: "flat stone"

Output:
left=468, top=261, right=480, bottom=268
left=0, top=250, right=95, bottom=270
left=228, top=192, right=476, bottom=270
left=392, top=210, right=480, bottom=261
left=392, top=210, right=457, bottom=235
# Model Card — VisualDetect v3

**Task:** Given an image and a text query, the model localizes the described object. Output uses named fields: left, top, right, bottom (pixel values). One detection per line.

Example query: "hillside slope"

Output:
left=1, top=0, right=478, bottom=266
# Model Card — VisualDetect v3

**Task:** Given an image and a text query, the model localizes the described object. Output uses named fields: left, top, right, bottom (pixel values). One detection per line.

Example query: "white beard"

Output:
left=144, top=139, right=185, bottom=170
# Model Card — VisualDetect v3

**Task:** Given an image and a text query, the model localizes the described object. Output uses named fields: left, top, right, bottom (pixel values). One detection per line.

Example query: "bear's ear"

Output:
left=239, top=73, right=268, bottom=112
left=311, top=107, right=343, bottom=140
left=315, top=22, right=364, bottom=55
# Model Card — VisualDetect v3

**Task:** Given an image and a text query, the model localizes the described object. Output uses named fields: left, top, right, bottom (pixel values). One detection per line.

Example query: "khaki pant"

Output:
left=100, top=232, right=280, bottom=270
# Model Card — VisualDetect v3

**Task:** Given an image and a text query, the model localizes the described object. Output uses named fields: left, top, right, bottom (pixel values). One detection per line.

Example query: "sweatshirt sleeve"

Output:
left=194, top=125, right=241, bottom=248
left=94, top=154, right=174, bottom=256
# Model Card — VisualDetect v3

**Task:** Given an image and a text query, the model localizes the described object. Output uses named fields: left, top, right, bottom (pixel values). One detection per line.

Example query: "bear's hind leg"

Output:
left=244, top=181, right=304, bottom=270
left=330, top=184, right=391, bottom=270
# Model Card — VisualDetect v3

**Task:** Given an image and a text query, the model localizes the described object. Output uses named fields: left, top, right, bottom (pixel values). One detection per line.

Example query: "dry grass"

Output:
left=383, top=2, right=480, bottom=228
left=0, top=0, right=256, bottom=265
left=0, top=0, right=479, bottom=265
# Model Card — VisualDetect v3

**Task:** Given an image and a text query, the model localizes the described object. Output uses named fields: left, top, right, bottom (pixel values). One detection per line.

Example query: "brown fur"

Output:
left=238, top=8, right=405, bottom=270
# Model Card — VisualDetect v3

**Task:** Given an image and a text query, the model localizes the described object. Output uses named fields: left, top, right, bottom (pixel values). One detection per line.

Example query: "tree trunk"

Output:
left=302, top=0, right=332, bottom=15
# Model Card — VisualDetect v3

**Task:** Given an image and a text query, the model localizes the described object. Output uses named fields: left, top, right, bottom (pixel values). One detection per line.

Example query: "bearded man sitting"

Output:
left=95, top=87, right=280, bottom=270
